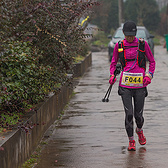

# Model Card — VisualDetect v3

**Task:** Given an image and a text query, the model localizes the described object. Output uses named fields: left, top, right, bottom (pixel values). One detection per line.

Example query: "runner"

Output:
left=109, top=21, right=156, bottom=151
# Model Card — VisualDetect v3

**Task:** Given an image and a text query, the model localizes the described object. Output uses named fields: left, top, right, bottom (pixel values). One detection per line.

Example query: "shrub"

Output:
left=0, top=0, right=100, bottom=129
left=0, top=0, right=99, bottom=71
left=91, top=31, right=109, bottom=47
left=1, top=41, right=64, bottom=114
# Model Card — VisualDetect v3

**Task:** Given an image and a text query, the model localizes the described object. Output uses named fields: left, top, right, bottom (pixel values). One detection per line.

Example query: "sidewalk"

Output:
left=36, top=46, right=168, bottom=168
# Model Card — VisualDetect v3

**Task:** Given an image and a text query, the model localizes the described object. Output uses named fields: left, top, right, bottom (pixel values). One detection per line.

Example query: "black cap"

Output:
left=123, top=21, right=137, bottom=36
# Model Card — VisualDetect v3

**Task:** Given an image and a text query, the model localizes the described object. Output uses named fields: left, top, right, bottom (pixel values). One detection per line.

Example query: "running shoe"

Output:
left=136, top=128, right=146, bottom=145
left=128, top=140, right=136, bottom=151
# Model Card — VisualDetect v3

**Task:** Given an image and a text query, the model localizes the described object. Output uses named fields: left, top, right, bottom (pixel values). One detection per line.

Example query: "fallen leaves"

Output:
left=0, top=146, right=4, bottom=151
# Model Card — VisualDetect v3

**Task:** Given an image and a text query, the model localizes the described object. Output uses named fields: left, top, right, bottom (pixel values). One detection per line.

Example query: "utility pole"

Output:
left=118, top=0, right=123, bottom=27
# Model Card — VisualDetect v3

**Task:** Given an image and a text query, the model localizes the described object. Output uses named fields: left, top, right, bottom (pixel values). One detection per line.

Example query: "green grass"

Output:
left=22, top=158, right=38, bottom=168
left=73, top=55, right=85, bottom=64
left=153, top=34, right=163, bottom=45
left=0, top=113, right=23, bottom=133
left=71, top=91, right=77, bottom=97
left=149, top=31, right=163, bottom=45
left=153, top=38, right=161, bottom=45
left=92, top=31, right=109, bottom=47
left=21, top=140, right=48, bottom=168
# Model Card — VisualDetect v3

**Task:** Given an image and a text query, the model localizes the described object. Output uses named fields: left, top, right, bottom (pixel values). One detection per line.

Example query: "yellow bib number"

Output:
left=121, top=72, right=143, bottom=87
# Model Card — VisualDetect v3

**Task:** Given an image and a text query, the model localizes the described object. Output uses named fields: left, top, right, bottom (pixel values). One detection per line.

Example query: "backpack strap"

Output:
left=118, top=40, right=127, bottom=69
left=137, top=38, right=146, bottom=70
left=118, top=38, right=146, bottom=71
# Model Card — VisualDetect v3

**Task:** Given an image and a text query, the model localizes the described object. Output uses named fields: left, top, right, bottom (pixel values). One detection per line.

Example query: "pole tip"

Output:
left=102, top=99, right=105, bottom=102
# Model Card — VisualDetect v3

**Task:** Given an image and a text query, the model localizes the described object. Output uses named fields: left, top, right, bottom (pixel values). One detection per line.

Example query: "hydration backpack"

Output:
left=118, top=39, right=146, bottom=71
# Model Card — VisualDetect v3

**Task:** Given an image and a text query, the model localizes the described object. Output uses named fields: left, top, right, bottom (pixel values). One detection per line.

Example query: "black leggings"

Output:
left=118, top=86, right=148, bottom=137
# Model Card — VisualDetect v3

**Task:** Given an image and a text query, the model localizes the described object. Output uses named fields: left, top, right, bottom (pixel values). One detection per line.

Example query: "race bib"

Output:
left=121, top=72, right=143, bottom=87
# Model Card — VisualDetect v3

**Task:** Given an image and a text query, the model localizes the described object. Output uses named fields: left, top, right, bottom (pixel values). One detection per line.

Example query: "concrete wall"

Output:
left=73, top=52, right=92, bottom=77
left=0, top=53, right=92, bottom=168
left=0, top=84, right=72, bottom=168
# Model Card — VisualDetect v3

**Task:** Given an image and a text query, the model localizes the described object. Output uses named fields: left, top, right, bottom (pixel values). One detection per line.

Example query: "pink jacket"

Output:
left=110, top=37, right=155, bottom=89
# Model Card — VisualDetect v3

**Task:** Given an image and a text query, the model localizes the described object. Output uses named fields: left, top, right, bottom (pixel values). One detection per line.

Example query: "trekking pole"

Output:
left=102, top=84, right=112, bottom=102
left=102, top=77, right=116, bottom=102
left=102, top=64, right=121, bottom=102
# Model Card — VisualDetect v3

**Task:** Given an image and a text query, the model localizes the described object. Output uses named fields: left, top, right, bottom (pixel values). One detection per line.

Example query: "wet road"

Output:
left=36, top=46, right=168, bottom=168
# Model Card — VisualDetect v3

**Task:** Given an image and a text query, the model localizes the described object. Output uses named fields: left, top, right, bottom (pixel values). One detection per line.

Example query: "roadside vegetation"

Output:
left=91, top=0, right=167, bottom=47
left=0, top=0, right=100, bottom=133
left=91, top=31, right=110, bottom=47
left=152, top=33, right=164, bottom=45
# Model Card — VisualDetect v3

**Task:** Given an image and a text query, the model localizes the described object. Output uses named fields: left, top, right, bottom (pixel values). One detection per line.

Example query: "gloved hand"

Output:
left=143, top=76, right=151, bottom=85
left=109, top=75, right=116, bottom=85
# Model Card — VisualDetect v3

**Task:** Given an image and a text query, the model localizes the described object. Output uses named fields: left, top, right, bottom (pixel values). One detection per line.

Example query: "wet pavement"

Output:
left=36, top=46, right=168, bottom=168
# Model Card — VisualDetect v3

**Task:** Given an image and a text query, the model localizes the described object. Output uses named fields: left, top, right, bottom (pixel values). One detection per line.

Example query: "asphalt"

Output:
left=36, top=45, right=168, bottom=168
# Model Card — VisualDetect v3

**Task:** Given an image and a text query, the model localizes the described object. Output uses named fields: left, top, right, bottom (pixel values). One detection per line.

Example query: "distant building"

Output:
left=155, top=0, right=168, bottom=10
